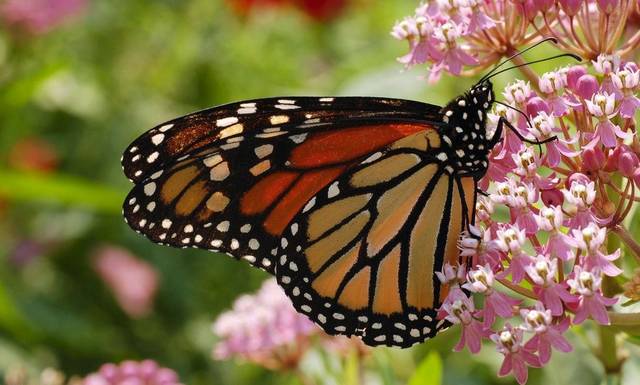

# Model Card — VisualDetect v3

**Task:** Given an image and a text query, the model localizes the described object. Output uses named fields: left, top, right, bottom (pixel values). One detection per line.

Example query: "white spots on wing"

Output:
left=159, top=233, right=167, bottom=240
left=289, top=261, right=298, bottom=272
left=456, top=149, right=465, bottom=158
left=319, top=97, right=334, bottom=102
left=219, top=123, right=244, bottom=139
left=146, top=202, right=156, bottom=212
left=442, top=135, right=452, bottom=146
left=458, top=99, right=466, bottom=107
left=220, top=143, right=240, bottom=150
left=275, top=104, right=300, bottom=110
left=254, top=144, right=273, bottom=159
left=151, top=133, right=165, bottom=145
left=249, top=238, right=260, bottom=250
left=301, top=304, right=311, bottom=313
left=210, top=161, right=230, bottom=181
left=211, top=239, right=223, bottom=248
left=374, top=335, right=386, bottom=342
left=327, top=181, right=340, bottom=198
left=138, top=219, right=147, bottom=227
left=184, top=224, right=194, bottom=233
left=393, top=335, right=403, bottom=343
left=131, top=154, right=141, bottom=162
left=362, top=152, right=383, bottom=164
left=128, top=197, right=136, bottom=205
left=147, top=151, right=159, bottom=163
left=158, top=123, right=174, bottom=132
left=238, top=107, right=257, bottom=114
left=262, top=259, right=272, bottom=267
left=455, top=126, right=464, bottom=133
left=162, top=219, right=173, bottom=229
left=290, top=223, right=298, bottom=235
left=478, top=110, right=484, bottom=120
left=410, top=329, right=420, bottom=337
left=241, top=102, right=256, bottom=108
left=230, top=239, right=240, bottom=250
left=195, top=235, right=203, bottom=243
left=304, top=118, right=320, bottom=124
left=132, top=204, right=140, bottom=213
left=462, top=112, right=467, bottom=120
left=134, top=170, right=143, bottom=177
left=129, top=146, right=138, bottom=153
left=150, top=170, right=163, bottom=179
left=278, top=99, right=296, bottom=104
left=203, top=154, right=223, bottom=167
left=302, top=197, right=316, bottom=213
left=281, top=237, right=288, bottom=248
left=144, top=182, right=156, bottom=196
left=256, top=131, right=287, bottom=139
left=290, top=133, right=307, bottom=144
left=242, top=255, right=256, bottom=263
left=270, top=115, right=290, bottom=125
left=216, top=221, right=230, bottom=232
left=216, top=117, right=239, bottom=127
left=240, top=224, right=252, bottom=233
left=436, top=153, right=448, bottom=161
left=318, top=314, right=327, bottom=324
left=182, top=238, right=191, bottom=244
left=442, top=116, right=449, bottom=123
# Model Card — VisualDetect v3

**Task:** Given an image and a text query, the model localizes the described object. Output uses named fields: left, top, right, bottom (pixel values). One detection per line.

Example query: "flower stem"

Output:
left=611, top=225, right=640, bottom=264
left=597, top=326, right=624, bottom=381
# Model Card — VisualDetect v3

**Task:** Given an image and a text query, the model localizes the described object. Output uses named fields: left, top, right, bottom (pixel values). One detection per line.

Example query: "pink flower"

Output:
left=585, top=92, right=632, bottom=148
left=463, top=265, right=521, bottom=327
left=0, top=0, right=86, bottom=35
left=572, top=224, right=623, bottom=276
left=212, top=278, right=317, bottom=368
left=439, top=287, right=485, bottom=353
left=611, top=68, right=640, bottom=118
left=93, top=246, right=159, bottom=318
left=83, top=360, right=182, bottom=385
left=521, top=304, right=573, bottom=364
left=432, top=21, right=478, bottom=75
left=567, top=267, right=618, bottom=325
left=534, top=206, right=575, bottom=261
left=436, top=261, right=466, bottom=286
left=495, top=225, right=533, bottom=283
left=491, top=324, right=541, bottom=385
left=562, top=178, right=600, bottom=228
left=525, top=255, right=577, bottom=315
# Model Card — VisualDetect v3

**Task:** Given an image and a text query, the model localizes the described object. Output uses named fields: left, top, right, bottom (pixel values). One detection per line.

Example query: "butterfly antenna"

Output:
left=493, top=100, right=557, bottom=154
left=478, top=37, right=559, bottom=83
left=485, top=53, right=582, bottom=82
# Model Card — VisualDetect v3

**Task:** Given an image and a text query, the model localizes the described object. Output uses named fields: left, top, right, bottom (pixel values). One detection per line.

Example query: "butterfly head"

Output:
left=439, top=80, right=495, bottom=176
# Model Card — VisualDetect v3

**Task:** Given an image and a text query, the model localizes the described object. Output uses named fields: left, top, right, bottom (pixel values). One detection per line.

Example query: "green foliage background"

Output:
left=0, top=1, right=638, bottom=385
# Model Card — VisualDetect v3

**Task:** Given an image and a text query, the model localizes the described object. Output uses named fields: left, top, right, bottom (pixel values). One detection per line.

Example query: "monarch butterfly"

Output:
left=121, top=42, right=578, bottom=348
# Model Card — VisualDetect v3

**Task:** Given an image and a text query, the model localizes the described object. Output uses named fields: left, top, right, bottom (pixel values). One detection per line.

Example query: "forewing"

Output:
left=122, top=97, right=443, bottom=274
left=275, top=131, right=477, bottom=347
left=121, top=97, right=441, bottom=182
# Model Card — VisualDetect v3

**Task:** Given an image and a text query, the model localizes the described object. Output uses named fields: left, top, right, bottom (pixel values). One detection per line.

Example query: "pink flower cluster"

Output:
left=0, top=0, right=87, bottom=35
left=212, top=278, right=318, bottom=369
left=83, top=360, right=182, bottom=385
left=392, top=1, right=640, bottom=82
left=436, top=55, right=639, bottom=384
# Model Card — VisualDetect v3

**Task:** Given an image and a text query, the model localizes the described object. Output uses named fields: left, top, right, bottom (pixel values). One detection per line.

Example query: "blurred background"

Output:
left=0, top=1, right=637, bottom=385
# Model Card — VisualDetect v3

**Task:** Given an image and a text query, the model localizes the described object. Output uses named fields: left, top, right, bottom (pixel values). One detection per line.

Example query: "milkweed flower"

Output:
left=82, top=360, right=182, bottom=385
left=0, top=0, right=87, bottom=35
left=212, top=278, right=318, bottom=369
left=402, top=1, right=640, bottom=383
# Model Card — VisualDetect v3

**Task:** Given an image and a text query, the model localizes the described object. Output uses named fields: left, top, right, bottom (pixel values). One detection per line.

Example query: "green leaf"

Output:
left=407, top=351, right=443, bottom=385
left=0, top=169, right=125, bottom=214
left=341, top=349, right=360, bottom=385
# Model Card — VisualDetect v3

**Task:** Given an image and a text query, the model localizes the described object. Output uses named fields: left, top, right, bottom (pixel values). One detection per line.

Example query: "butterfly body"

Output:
left=122, top=80, right=499, bottom=348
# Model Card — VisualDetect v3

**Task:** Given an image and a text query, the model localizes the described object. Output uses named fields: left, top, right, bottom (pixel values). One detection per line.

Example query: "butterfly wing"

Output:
left=275, top=131, right=477, bottom=347
left=122, top=97, right=443, bottom=274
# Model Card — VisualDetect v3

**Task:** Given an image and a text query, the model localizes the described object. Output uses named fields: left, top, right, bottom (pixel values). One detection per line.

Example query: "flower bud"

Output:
left=559, top=0, right=584, bottom=16
left=526, top=96, right=551, bottom=116
left=566, top=66, right=588, bottom=91
left=597, top=0, right=620, bottom=13
left=575, top=74, right=599, bottom=99
left=604, top=145, right=624, bottom=172
left=619, top=151, right=640, bottom=177
left=582, top=146, right=606, bottom=171
left=541, top=188, right=564, bottom=206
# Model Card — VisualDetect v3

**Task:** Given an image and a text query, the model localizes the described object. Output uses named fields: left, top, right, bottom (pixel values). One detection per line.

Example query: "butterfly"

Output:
left=121, top=42, right=577, bottom=348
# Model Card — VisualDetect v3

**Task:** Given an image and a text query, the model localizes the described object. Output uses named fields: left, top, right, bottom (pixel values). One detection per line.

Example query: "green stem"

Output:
left=598, top=326, right=624, bottom=383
